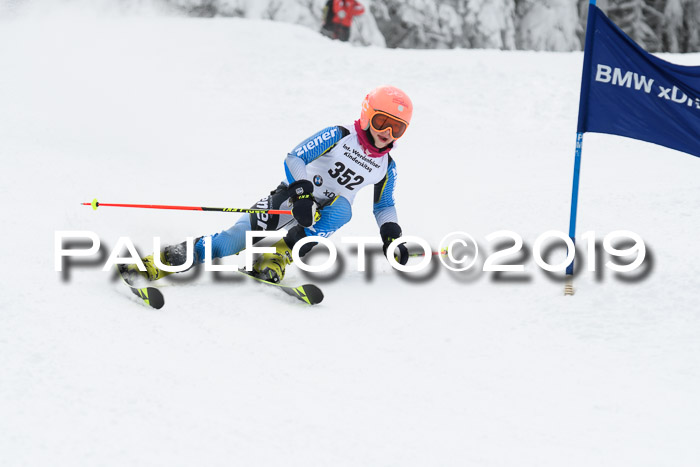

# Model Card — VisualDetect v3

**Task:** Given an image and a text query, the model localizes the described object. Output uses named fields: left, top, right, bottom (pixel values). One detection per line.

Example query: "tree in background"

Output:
left=369, top=0, right=519, bottom=49
left=370, top=0, right=444, bottom=49
left=516, top=0, right=580, bottom=51
left=685, top=0, right=700, bottom=51
left=662, top=0, right=700, bottom=52
left=164, top=0, right=700, bottom=52
left=462, top=0, right=517, bottom=49
left=605, top=0, right=664, bottom=52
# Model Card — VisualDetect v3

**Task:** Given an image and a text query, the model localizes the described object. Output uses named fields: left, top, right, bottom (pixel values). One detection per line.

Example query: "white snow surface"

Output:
left=1, top=13, right=700, bottom=467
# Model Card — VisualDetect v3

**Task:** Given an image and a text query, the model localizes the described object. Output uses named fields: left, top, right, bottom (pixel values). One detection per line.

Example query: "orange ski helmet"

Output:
left=360, top=85, right=413, bottom=139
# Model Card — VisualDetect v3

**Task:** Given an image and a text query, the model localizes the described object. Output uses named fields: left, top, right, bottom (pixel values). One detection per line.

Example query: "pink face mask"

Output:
left=354, top=119, right=393, bottom=158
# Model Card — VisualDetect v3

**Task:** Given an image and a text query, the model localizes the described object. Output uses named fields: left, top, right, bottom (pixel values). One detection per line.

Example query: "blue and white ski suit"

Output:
left=193, top=123, right=399, bottom=261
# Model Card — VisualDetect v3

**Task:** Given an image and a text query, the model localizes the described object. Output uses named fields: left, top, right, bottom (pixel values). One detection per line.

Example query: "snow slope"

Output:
left=1, top=13, right=699, bottom=467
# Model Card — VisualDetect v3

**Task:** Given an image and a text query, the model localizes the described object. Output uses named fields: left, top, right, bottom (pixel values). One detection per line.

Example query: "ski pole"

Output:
left=409, top=248, right=449, bottom=258
left=81, top=198, right=292, bottom=215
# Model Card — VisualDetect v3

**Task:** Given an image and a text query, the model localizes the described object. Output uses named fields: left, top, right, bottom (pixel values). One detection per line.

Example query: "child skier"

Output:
left=129, top=85, right=413, bottom=284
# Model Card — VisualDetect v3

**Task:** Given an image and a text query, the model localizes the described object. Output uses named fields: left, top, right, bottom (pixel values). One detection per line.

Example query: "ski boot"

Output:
left=119, top=238, right=200, bottom=283
left=252, top=238, right=293, bottom=283
left=120, top=252, right=175, bottom=283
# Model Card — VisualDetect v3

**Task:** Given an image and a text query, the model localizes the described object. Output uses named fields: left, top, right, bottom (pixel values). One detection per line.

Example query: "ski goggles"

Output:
left=369, top=111, right=409, bottom=139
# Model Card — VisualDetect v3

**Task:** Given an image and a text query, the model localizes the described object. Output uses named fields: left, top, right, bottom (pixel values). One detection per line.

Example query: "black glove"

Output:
left=380, top=222, right=409, bottom=265
left=288, top=179, right=316, bottom=227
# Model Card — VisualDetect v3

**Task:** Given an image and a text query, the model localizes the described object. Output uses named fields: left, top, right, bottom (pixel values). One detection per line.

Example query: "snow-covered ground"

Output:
left=1, top=11, right=699, bottom=467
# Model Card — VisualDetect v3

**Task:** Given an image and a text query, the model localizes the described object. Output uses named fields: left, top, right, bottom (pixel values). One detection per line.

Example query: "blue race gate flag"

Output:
left=565, top=1, right=699, bottom=283
left=577, top=4, right=700, bottom=158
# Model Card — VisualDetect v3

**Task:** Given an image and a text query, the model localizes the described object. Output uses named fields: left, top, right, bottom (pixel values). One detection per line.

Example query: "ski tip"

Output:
left=129, top=286, right=165, bottom=309
left=146, top=288, right=165, bottom=309
left=302, top=284, right=324, bottom=305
